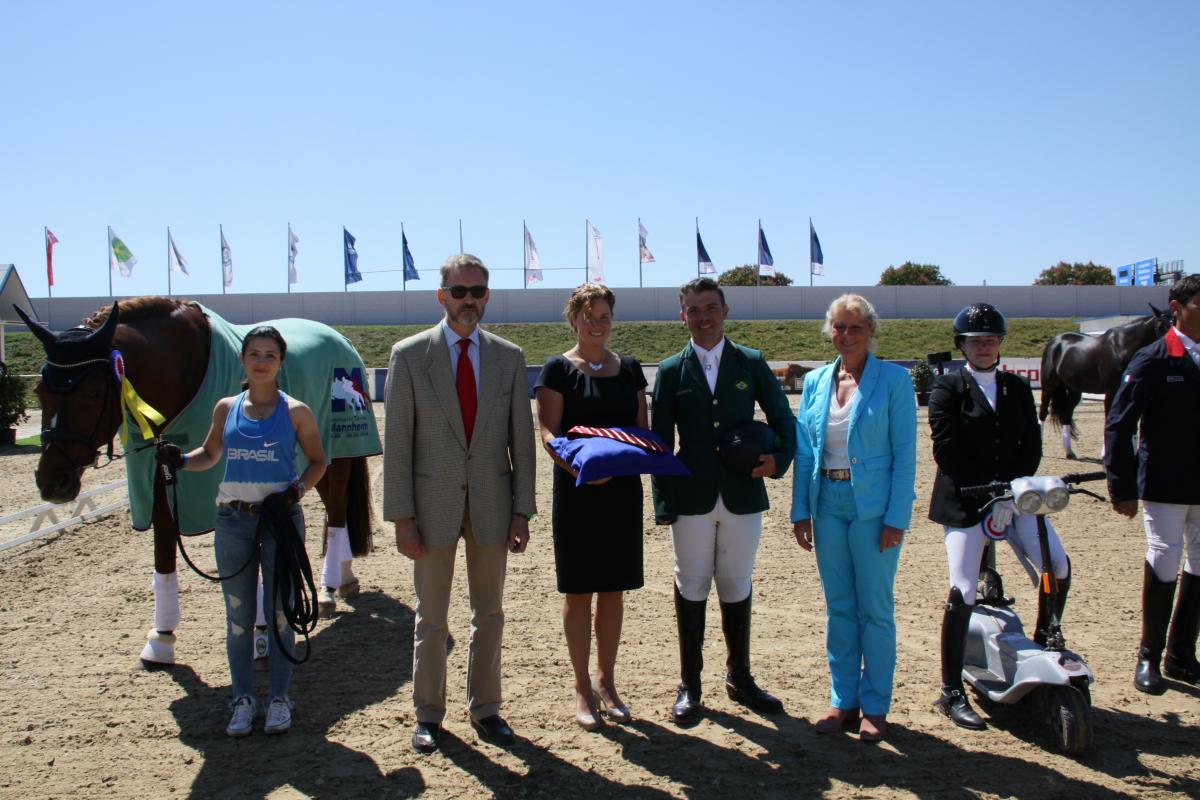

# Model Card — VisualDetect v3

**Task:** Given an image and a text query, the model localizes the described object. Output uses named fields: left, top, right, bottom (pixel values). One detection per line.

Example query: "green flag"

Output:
left=110, top=227, right=137, bottom=277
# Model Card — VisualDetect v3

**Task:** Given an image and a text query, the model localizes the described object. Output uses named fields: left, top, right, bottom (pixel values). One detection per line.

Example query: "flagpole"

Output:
left=107, top=226, right=113, bottom=298
left=220, top=224, right=226, bottom=296
left=343, top=226, right=348, bottom=293
left=695, top=217, right=700, bottom=278
left=45, top=227, right=53, bottom=302
left=286, top=223, right=291, bottom=294
left=583, top=219, right=588, bottom=285
left=459, top=219, right=464, bottom=254
left=167, top=227, right=173, bottom=296
left=809, top=218, right=814, bottom=288
left=522, top=221, right=528, bottom=290
left=637, top=217, right=643, bottom=288
left=756, top=220, right=761, bottom=288
left=401, top=222, right=406, bottom=293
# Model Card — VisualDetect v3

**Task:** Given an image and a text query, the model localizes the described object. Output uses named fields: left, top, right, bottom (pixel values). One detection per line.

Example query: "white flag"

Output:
left=109, top=227, right=137, bottom=277
left=220, top=227, right=233, bottom=287
left=524, top=224, right=542, bottom=284
left=638, top=221, right=655, bottom=263
left=288, top=225, right=300, bottom=285
left=168, top=229, right=189, bottom=276
left=586, top=220, right=604, bottom=283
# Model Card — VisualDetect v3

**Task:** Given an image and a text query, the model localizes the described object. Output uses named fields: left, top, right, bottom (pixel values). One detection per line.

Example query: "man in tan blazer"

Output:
left=383, top=253, right=537, bottom=753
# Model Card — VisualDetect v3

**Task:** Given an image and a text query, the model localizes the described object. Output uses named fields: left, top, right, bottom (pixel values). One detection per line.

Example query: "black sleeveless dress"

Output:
left=535, top=355, right=647, bottom=594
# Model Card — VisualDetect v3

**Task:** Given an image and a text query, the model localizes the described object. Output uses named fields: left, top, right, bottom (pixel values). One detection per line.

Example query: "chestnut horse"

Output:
left=1039, top=306, right=1172, bottom=459
left=16, top=298, right=378, bottom=665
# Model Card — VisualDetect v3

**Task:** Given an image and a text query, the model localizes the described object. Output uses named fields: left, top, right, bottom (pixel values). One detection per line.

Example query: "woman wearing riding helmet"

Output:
left=926, top=303, right=1070, bottom=729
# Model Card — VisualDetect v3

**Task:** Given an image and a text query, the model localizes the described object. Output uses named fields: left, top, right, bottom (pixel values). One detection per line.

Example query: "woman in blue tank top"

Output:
left=158, top=326, right=327, bottom=737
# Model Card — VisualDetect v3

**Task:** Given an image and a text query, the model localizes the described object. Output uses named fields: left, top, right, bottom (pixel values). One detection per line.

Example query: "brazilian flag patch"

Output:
left=735, top=381, right=749, bottom=391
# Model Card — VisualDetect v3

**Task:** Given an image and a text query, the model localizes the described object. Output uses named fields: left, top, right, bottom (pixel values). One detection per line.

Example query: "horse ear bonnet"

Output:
left=953, top=303, right=1007, bottom=338
left=16, top=303, right=120, bottom=392
left=719, top=420, right=777, bottom=477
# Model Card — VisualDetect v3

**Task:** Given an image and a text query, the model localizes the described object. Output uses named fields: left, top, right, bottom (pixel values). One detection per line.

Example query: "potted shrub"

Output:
left=0, top=361, right=30, bottom=446
left=910, top=360, right=935, bottom=407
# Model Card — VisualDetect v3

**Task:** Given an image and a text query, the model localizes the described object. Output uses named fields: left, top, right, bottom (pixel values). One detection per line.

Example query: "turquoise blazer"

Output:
left=790, top=353, right=917, bottom=530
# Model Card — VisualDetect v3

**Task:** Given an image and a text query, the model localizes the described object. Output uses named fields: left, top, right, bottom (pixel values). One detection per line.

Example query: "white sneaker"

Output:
left=264, top=697, right=293, bottom=735
left=226, top=696, right=256, bottom=738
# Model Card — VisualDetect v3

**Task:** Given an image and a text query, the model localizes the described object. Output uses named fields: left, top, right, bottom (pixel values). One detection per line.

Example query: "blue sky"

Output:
left=2, top=1, right=1196, bottom=298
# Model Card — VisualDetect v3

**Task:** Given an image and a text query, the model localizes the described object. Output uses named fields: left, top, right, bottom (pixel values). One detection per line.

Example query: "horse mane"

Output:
left=82, top=297, right=204, bottom=329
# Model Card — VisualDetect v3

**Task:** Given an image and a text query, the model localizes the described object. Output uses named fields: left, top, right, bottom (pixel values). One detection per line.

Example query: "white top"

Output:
left=441, top=319, right=481, bottom=398
left=691, top=337, right=725, bottom=394
left=965, top=362, right=998, bottom=411
left=822, top=385, right=853, bottom=469
left=1175, top=327, right=1200, bottom=370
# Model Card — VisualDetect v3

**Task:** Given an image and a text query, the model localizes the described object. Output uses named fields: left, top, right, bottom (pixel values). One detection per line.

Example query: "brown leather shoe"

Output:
left=859, top=714, right=888, bottom=743
left=814, top=707, right=860, bottom=734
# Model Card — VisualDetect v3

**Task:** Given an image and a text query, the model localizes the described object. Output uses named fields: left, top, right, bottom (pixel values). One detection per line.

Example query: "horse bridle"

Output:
left=38, top=357, right=128, bottom=472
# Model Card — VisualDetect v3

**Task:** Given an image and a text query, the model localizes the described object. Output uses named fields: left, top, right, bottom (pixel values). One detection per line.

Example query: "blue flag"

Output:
left=402, top=231, right=419, bottom=281
left=343, top=228, right=362, bottom=285
left=810, top=220, right=825, bottom=276
left=696, top=231, right=715, bottom=275
left=757, top=226, right=774, bottom=267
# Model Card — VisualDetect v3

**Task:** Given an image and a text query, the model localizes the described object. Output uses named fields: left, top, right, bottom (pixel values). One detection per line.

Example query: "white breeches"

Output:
left=671, top=495, right=762, bottom=603
left=1142, top=501, right=1200, bottom=582
left=944, top=514, right=1069, bottom=605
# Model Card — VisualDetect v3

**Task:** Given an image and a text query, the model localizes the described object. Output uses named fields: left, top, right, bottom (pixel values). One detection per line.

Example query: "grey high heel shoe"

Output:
left=592, top=681, right=632, bottom=724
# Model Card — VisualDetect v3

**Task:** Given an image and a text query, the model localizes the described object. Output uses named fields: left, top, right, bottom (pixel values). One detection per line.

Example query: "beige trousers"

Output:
left=412, top=508, right=508, bottom=723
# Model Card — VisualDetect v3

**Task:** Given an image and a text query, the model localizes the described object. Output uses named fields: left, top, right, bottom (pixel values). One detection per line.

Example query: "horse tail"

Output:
left=1046, top=383, right=1080, bottom=439
left=345, top=456, right=375, bottom=557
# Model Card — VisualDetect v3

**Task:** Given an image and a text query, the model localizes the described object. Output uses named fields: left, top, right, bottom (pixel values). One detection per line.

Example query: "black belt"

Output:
left=219, top=500, right=263, bottom=515
left=820, top=468, right=851, bottom=481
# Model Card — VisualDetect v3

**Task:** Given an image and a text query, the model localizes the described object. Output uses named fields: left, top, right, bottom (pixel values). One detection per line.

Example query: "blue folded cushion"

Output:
left=549, top=429, right=689, bottom=487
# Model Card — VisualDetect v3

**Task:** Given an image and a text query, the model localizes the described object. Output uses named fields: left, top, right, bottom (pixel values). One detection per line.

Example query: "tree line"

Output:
left=716, top=261, right=1115, bottom=286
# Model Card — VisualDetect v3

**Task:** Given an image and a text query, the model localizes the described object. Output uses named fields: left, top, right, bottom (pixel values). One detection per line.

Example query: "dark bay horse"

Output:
left=1039, top=307, right=1172, bottom=459
left=16, top=298, right=379, bottom=665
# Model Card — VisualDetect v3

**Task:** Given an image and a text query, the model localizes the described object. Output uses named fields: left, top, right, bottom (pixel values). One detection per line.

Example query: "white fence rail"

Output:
left=0, top=479, right=129, bottom=553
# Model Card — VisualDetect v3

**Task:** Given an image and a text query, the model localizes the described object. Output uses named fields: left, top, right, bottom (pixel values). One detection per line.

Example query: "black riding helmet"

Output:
left=953, top=303, right=1007, bottom=349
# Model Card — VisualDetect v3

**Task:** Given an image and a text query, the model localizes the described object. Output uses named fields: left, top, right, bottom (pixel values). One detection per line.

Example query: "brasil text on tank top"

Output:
left=217, top=390, right=298, bottom=504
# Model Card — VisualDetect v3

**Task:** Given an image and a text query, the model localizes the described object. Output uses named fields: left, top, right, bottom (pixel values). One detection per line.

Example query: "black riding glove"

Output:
left=155, top=442, right=186, bottom=470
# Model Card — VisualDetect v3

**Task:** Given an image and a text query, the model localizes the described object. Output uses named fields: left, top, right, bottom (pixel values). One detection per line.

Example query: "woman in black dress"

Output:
left=536, top=284, right=648, bottom=730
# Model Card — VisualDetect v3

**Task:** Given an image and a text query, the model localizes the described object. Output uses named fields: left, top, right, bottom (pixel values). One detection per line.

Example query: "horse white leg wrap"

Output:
left=322, top=527, right=351, bottom=589
left=152, top=571, right=181, bottom=633
left=1061, top=424, right=1072, bottom=455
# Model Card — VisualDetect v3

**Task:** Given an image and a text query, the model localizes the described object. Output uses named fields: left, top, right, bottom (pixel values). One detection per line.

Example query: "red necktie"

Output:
left=456, top=338, right=477, bottom=443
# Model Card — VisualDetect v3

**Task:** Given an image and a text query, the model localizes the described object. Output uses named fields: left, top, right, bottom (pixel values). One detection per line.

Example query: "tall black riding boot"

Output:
left=672, top=585, right=706, bottom=725
left=720, top=591, right=784, bottom=713
left=934, top=588, right=985, bottom=730
left=1164, top=571, right=1200, bottom=685
left=1135, top=561, right=1177, bottom=694
left=1034, top=560, right=1071, bottom=647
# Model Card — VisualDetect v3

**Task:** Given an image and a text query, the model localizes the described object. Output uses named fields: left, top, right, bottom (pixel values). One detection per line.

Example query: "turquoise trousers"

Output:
left=813, top=478, right=901, bottom=716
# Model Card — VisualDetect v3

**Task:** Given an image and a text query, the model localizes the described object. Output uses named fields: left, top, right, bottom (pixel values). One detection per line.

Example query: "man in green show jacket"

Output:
left=651, top=277, right=797, bottom=725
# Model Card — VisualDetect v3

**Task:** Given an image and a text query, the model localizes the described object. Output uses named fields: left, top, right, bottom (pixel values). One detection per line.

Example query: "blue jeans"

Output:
left=214, top=504, right=304, bottom=703
left=813, top=478, right=901, bottom=716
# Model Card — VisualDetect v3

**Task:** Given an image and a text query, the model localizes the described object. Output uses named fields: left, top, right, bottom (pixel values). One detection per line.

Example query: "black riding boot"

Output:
left=673, top=585, right=706, bottom=725
left=1164, top=571, right=1200, bottom=685
left=1135, top=562, right=1177, bottom=694
left=1034, top=560, right=1071, bottom=647
left=720, top=591, right=784, bottom=714
left=934, top=588, right=985, bottom=730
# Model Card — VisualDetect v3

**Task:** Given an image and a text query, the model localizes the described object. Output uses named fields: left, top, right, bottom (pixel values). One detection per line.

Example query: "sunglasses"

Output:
left=443, top=284, right=488, bottom=299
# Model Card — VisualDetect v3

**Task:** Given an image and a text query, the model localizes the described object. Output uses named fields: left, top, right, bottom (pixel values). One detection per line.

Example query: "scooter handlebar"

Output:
left=1061, top=471, right=1107, bottom=485
left=959, top=481, right=1011, bottom=497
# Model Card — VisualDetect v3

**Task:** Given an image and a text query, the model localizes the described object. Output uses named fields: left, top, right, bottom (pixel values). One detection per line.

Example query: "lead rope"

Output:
left=265, top=500, right=319, bottom=665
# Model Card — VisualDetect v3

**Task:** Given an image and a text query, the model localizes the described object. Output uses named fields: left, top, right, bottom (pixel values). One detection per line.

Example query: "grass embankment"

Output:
left=5, top=317, right=1074, bottom=377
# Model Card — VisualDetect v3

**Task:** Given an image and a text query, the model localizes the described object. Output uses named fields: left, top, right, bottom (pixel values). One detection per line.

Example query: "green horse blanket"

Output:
left=123, top=305, right=381, bottom=533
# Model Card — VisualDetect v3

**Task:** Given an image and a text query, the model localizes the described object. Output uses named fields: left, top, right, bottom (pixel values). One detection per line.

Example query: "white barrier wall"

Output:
left=29, top=284, right=1169, bottom=330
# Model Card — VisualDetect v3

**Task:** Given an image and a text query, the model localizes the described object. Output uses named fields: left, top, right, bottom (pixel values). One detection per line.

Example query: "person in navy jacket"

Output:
left=791, top=294, right=917, bottom=743
left=1106, top=274, right=1200, bottom=693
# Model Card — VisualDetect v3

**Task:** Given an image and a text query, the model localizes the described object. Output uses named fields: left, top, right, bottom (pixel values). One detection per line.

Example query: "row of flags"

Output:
left=42, top=225, right=421, bottom=295
left=42, top=220, right=827, bottom=293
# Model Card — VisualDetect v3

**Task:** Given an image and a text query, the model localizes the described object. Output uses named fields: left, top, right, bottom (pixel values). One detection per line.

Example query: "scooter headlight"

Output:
left=1044, top=485, right=1070, bottom=512
left=1014, top=490, right=1043, bottom=515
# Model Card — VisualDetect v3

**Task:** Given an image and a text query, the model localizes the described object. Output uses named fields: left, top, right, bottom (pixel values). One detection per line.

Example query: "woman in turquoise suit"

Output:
left=791, top=294, right=917, bottom=742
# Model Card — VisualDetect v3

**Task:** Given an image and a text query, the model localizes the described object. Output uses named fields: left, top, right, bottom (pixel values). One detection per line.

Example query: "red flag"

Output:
left=45, top=228, right=59, bottom=286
